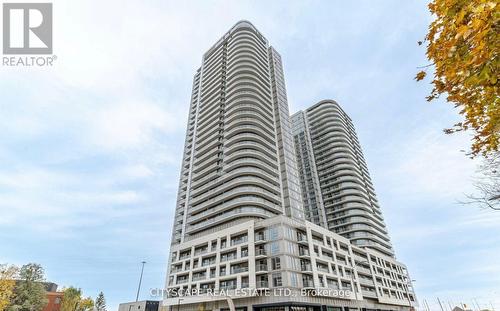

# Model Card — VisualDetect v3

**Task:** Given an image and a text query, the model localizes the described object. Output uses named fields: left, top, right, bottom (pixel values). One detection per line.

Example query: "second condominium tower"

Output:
left=292, top=101, right=394, bottom=257
left=164, top=21, right=417, bottom=311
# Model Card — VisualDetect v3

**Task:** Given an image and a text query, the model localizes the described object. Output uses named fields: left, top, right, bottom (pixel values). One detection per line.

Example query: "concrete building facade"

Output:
left=119, top=301, right=160, bottom=311
left=164, top=21, right=416, bottom=311
left=169, top=20, right=304, bottom=248
left=292, top=101, right=394, bottom=257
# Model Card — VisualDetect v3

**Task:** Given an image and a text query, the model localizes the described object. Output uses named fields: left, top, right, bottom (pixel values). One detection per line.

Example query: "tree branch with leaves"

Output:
left=60, top=287, right=94, bottom=311
left=8, top=263, right=48, bottom=311
left=95, top=292, right=106, bottom=311
left=0, top=264, right=18, bottom=311
left=416, top=0, right=499, bottom=157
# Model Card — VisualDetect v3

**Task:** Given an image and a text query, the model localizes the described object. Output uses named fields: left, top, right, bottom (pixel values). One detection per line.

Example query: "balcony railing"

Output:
left=231, top=237, right=248, bottom=246
left=220, top=284, right=236, bottom=290
left=192, top=275, right=206, bottom=281
left=301, top=264, right=312, bottom=272
left=303, top=280, right=314, bottom=287
left=299, top=249, right=310, bottom=256
left=297, top=234, right=308, bottom=243
left=356, top=266, right=371, bottom=274
left=255, top=234, right=266, bottom=242
left=362, top=290, right=377, bottom=298
left=327, top=283, right=340, bottom=290
left=256, top=249, right=267, bottom=256
left=231, top=267, right=249, bottom=274
left=202, top=260, right=216, bottom=267
left=221, top=254, right=236, bottom=262
left=199, top=287, right=214, bottom=294
left=359, top=278, right=375, bottom=286
left=194, top=249, right=208, bottom=256
left=256, top=264, right=268, bottom=272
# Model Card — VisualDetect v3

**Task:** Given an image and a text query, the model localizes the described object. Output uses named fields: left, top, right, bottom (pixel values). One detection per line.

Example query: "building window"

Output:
left=290, top=272, right=299, bottom=287
left=271, top=257, right=281, bottom=270
left=272, top=272, right=282, bottom=287
left=270, top=241, right=280, bottom=255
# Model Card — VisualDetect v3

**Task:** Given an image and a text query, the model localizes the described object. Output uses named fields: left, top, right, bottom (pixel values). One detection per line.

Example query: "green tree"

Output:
left=60, top=287, right=82, bottom=311
left=78, top=298, right=93, bottom=311
left=60, top=288, right=94, bottom=311
left=94, top=292, right=106, bottom=311
left=416, top=0, right=499, bottom=157
left=8, top=263, right=48, bottom=311
left=0, top=264, right=18, bottom=311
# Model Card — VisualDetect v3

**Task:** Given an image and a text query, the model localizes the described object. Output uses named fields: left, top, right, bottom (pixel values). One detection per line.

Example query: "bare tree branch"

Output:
left=463, top=151, right=500, bottom=211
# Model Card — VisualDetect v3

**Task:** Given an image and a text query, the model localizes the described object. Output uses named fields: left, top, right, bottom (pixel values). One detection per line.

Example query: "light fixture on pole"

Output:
left=136, top=261, right=147, bottom=302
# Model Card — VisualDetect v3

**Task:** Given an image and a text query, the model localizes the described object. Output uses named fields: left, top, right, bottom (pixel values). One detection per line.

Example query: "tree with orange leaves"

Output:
left=417, top=0, right=499, bottom=157
left=0, top=264, right=18, bottom=311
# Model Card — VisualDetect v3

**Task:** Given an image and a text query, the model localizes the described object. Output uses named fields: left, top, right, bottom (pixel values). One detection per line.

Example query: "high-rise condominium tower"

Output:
left=170, top=20, right=303, bottom=246
left=292, top=101, right=394, bottom=257
left=164, top=21, right=417, bottom=311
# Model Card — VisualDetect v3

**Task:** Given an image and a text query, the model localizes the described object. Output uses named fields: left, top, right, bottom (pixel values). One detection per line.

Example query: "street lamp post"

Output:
left=136, top=261, right=147, bottom=302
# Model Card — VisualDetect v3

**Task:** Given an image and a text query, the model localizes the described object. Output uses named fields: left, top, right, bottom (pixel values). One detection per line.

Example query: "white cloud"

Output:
left=57, top=190, right=143, bottom=205
left=382, top=125, right=479, bottom=200
left=394, top=209, right=500, bottom=240
left=119, top=164, right=154, bottom=179
left=84, top=100, right=180, bottom=151
left=0, top=163, right=157, bottom=232
left=0, top=167, right=71, bottom=190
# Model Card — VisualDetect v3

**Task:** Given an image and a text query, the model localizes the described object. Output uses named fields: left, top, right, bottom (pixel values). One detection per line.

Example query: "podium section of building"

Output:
left=164, top=215, right=416, bottom=311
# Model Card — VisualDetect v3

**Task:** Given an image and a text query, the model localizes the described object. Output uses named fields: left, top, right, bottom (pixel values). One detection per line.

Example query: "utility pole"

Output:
left=423, top=299, right=431, bottom=311
left=136, top=261, right=146, bottom=302
left=473, top=298, right=481, bottom=311
left=437, top=297, right=445, bottom=311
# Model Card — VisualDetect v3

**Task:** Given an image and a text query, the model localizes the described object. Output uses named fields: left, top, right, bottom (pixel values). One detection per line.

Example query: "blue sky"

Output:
left=1, top=0, right=499, bottom=310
